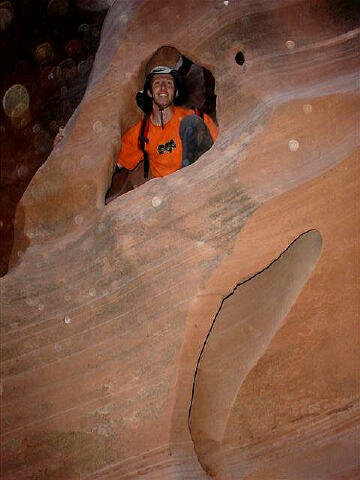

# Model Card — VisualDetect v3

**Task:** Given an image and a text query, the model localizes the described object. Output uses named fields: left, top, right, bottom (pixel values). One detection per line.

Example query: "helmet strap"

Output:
left=152, top=101, right=173, bottom=129
left=160, top=109, right=164, bottom=129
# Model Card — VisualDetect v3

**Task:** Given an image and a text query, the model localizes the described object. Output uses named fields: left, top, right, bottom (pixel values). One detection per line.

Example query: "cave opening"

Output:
left=105, top=46, right=218, bottom=204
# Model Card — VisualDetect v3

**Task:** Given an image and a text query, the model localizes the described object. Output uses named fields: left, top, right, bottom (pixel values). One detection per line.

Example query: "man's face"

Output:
left=149, top=73, right=176, bottom=109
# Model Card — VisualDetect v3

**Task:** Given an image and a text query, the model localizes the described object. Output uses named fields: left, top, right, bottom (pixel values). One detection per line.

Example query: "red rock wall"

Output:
left=1, top=0, right=359, bottom=478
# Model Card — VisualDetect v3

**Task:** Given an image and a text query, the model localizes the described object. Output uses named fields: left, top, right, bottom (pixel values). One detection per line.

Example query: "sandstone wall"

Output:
left=1, top=0, right=359, bottom=478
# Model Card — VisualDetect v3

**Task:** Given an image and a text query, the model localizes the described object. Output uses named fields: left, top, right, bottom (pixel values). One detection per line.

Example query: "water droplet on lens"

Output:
left=10, top=103, right=31, bottom=129
left=77, top=59, right=90, bottom=75
left=152, top=196, right=162, bottom=208
left=74, top=214, right=83, bottom=225
left=286, top=40, right=295, bottom=50
left=78, top=23, right=90, bottom=34
left=88, top=287, right=96, bottom=297
left=93, top=121, right=103, bottom=133
left=35, top=42, right=54, bottom=64
left=3, top=84, right=30, bottom=117
left=288, top=139, right=300, bottom=151
left=59, top=58, right=75, bottom=71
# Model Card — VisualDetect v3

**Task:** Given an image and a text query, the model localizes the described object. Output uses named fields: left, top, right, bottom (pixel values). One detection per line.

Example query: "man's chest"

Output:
left=146, top=126, right=182, bottom=161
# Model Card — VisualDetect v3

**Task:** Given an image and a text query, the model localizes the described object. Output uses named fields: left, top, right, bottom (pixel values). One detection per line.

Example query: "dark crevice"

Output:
left=235, top=51, right=245, bottom=65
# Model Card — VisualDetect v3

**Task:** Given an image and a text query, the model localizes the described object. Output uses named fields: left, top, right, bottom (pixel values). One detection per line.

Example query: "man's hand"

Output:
left=105, top=166, right=132, bottom=204
left=53, top=127, right=65, bottom=147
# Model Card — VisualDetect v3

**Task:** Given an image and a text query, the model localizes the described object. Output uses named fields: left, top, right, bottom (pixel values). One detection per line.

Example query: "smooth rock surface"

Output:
left=1, top=0, right=359, bottom=478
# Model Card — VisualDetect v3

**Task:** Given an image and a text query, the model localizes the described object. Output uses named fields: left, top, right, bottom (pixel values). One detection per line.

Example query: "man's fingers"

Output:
left=53, top=127, right=65, bottom=147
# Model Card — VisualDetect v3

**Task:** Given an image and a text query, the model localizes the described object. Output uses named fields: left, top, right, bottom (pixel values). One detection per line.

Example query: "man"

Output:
left=109, top=66, right=218, bottom=198
left=56, top=66, right=218, bottom=201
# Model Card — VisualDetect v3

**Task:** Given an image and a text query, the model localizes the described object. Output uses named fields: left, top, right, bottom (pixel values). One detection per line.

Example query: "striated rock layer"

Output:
left=1, top=0, right=359, bottom=478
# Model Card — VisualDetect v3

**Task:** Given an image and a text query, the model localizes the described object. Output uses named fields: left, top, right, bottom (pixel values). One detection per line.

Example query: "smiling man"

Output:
left=116, top=66, right=218, bottom=180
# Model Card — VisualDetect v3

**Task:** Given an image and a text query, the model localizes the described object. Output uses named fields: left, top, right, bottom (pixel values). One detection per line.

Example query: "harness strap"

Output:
left=138, top=113, right=150, bottom=178
left=194, top=107, right=204, bottom=120
left=138, top=108, right=203, bottom=179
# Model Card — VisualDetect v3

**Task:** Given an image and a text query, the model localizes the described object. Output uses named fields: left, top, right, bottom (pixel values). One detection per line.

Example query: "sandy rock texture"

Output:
left=1, top=0, right=359, bottom=478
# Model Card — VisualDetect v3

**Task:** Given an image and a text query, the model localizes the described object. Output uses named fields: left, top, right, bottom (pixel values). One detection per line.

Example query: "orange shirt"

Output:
left=117, top=107, right=218, bottom=178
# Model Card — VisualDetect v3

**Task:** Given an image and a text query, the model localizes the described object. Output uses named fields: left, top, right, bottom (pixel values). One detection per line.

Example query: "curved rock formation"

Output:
left=1, top=0, right=359, bottom=478
left=189, top=230, right=323, bottom=471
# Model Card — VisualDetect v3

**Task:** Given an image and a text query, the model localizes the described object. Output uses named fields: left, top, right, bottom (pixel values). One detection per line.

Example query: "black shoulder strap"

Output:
left=138, top=114, right=150, bottom=178
left=193, top=106, right=204, bottom=119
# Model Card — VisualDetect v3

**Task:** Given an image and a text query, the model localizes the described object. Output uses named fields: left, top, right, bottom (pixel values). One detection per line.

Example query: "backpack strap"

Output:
left=138, top=113, right=150, bottom=178
left=193, top=106, right=204, bottom=119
